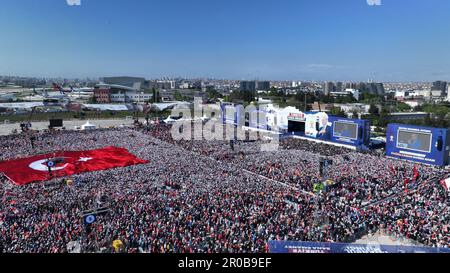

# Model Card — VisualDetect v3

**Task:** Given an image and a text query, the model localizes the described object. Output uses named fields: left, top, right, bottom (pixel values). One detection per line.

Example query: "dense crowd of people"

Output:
left=0, top=123, right=448, bottom=253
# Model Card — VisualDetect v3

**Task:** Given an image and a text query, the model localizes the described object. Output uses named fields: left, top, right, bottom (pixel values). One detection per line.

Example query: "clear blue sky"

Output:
left=0, top=0, right=449, bottom=81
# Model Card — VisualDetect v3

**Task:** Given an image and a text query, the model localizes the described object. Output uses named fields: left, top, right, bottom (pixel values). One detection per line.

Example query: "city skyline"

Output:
left=0, top=0, right=449, bottom=81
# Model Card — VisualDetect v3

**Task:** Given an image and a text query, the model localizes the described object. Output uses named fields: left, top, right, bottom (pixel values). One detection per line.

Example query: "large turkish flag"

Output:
left=0, top=146, right=149, bottom=186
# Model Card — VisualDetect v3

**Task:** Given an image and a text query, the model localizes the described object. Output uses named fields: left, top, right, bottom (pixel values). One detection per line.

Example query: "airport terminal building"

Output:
left=94, top=84, right=152, bottom=103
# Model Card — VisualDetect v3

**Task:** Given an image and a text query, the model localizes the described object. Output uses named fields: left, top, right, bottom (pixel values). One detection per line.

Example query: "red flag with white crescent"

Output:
left=0, top=146, right=148, bottom=186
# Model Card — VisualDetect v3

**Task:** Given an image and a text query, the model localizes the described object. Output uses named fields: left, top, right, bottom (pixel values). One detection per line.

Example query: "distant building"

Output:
left=144, top=80, right=158, bottom=89
left=110, top=91, right=152, bottom=103
left=432, top=81, right=447, bottom=92
left=156, top=81, right=175, bottom=90
left=366, top=83, right=385, bottom=95
left=358, top=82, right=385, bottom=95
left=345, top=82, right=357, bottom=89
left=240, top=81, right=257, bottom=92
left=447, top=85, right=450, bottom=102
left=94, top=84, right=152, bottom=103
left=394, top=90, right=408, bottom=99
left=239, top=81, right=271, bottom=92
left=335, top=103, right=371, bottom=115
left=257, top=81, right=271, bottom=91
left=192, top=81, right=203, bottom=90
left=202, top=85, right=216, bottom=92
left=93, top=88, right=111, bottom=103
left=431, top=90, right=444, bottom=97
left=388, top=112, right=428, bottom=121
left=324, top=82, right=334, bottom=96
left=166, top=81, right=176, bottom=89
left=413, top=90, right=431, bottom=98
left=102, top=77, right=146, bottom=88
left=179, top=82, right=190, bottom=89
left=310, top=102, right=334, bottom=112
left=395, top=90, right=430, bottom=100
left=375, top=83, right=385, bottom=95
left=336, top=82, right=343, bottom=92
left=403, top=100, right=423, bottom=109
left=330, top=88, right=360, bottom=101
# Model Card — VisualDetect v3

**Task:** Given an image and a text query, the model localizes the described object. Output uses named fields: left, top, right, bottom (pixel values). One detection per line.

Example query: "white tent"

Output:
left=265, top=104, right=303, bottom=131
left=81, top=121, right=97, bottom=130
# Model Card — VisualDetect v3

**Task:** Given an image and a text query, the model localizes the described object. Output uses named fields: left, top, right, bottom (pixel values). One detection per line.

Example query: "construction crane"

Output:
left=133, top=103, right=139, bottom=124
left=26, top=106, right=36, bottom=129
left=20, top=106, right=36, bottom=133
left=22, top=106, right=37, bottom=148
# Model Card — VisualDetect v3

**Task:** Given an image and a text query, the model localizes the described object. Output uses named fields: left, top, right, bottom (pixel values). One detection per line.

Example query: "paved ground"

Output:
left=0, top=118, right=135, bottom=135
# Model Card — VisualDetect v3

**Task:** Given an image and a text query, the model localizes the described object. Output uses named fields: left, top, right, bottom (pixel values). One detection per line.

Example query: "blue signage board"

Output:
left=386, top=124, right=450, bottom=166
left=269, top=240, right=450, bottom=253
left=329, top=117, right=371, bottom=149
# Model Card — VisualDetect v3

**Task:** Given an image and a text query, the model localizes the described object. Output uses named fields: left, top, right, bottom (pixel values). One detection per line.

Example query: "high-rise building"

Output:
left=432, top=81, right=447, bottom=92
left=324, top=81, right=334, bottom=96
left=374, top=83, right=385, bottom=95
left=357, top=82, right=366, bottom=93
left=357, top=82, right=384, bottom=95
left=102, top=77, right=146, bottom=88
left=336, top=82, right=343, bottom=92
left=240, top=81, right=257, bottom=92
left=345, top=82, right=357, bottom=89
left=192, top=81, right=203, bottom=90
left=256, top=81, right=271, bottom=91
left=447, top=85, right=450, bottom=101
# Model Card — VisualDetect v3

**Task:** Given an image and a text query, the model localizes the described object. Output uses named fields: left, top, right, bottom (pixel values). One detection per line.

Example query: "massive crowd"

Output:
left=0, top=123, right=448, bottom=253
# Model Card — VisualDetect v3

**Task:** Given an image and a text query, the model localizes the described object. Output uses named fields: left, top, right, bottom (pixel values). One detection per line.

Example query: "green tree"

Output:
left=396, top=102, right=412, bottom=112
left=369, top=104, right=379, bottom=116
left=318, top=93, right=332, bottom=104
left=331, top=107, right=346, bottom=117
left=433, top=106, right=449, bottom=127
left=88, top=95, right=97, bottom=104
left=151, top=88, right=161, bottom=103
left=268, top=87, right=279, bottom=96
left=378, top=107, right=391, bottom=127
left=206, top=89, right=223, bottom=100
left=361, top=92, right=382, bottom=104
left=229, top=90, right=255, bottom=103
left=151, top=88, right=157, bottom=103
left=174, top=90, right=183, bottom=101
